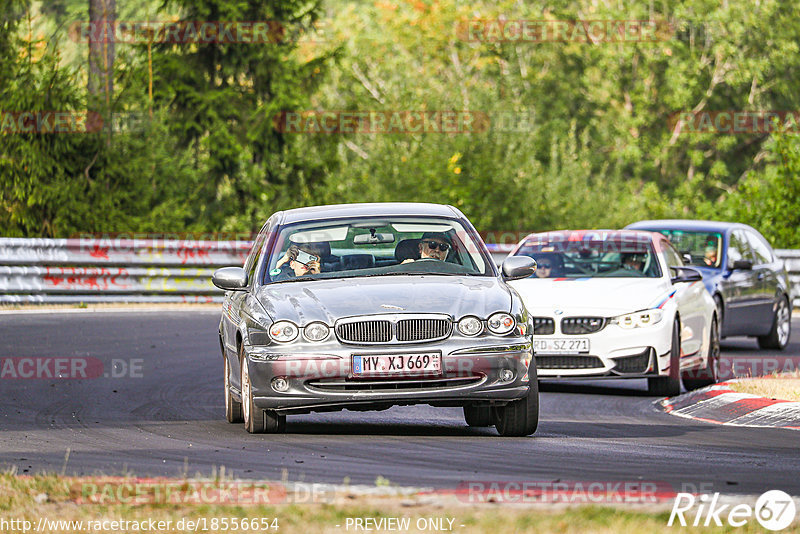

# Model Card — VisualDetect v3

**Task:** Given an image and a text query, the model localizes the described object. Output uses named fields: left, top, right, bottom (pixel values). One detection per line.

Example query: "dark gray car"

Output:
left=626, top=220, right=792, bottom=349
left=213, top=203, right=538, bottom=436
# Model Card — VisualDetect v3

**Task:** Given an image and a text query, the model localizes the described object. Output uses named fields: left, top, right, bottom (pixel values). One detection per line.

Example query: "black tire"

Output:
left=758, top=295, right=791, bottom=350
left=682, top=316, right=720, bottom=390
left=648, top=319, right=682, bottom=397
left=224, top=354, right=243, bottom=423
left=240, top=344, right=286, bottom=434
left=494, top=368, right=539, bottom=437
left=463, top=406, right=494, bottom=427
left=240, top=346, right=265, bottom=434
left=714, top=295, right=724, bottom=336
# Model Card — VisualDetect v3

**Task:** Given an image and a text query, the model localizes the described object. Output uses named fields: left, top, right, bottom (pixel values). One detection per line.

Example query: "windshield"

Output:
left=649, top=229, right=722, bottom=269
left=263, top=216, right=491, bottom=283
left=514, top=235, right=662, bottom=278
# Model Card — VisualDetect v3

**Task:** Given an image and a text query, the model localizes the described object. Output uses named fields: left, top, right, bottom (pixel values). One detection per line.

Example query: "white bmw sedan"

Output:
left=507, top=230, right=719, bottom=396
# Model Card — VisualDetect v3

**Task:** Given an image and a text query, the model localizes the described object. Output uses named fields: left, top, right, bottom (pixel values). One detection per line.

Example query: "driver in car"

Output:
left=403, top=232, right=452, bottom=263
left=621, top=252, right=645, bottom=272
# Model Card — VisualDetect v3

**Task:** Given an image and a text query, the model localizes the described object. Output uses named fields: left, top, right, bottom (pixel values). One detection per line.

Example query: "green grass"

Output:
left=2, top=473, right=798, bottom=533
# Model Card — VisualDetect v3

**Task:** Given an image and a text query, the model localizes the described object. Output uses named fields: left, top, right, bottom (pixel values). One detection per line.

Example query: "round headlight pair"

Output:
left=457, top=313, right=516, bottom=336
left=268, top=321, right=330, bottom=343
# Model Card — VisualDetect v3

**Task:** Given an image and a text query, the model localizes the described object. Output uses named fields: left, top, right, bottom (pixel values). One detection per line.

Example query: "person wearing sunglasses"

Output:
left=535, top=260, right=553, bottom=278
left=401, top=232, right=453, bottom=264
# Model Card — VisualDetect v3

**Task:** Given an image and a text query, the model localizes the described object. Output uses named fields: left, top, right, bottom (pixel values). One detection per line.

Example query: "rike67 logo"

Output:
left=669, top=490, right=797, bottom=531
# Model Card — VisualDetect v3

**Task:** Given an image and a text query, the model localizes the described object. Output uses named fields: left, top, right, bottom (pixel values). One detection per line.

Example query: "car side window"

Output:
left=745, top=230, right=774, bottom=265
left=727, top=231, right=753, bottom=265
left=662, top=241, right=684, bottom=275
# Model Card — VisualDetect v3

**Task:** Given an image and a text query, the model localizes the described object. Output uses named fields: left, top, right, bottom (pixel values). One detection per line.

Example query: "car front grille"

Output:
left=533, top=317, right=555, bottom=335
left=396, top=318, right=451, bottom=342
left=612, top=349, right=651, bottom=374
left=336, top=320, right=393, bottom=343
left=335, top=315, right=452, bottom=344
left=536, top=355, right=604, bottom=369
left=561, top=317, right=606, bottom=334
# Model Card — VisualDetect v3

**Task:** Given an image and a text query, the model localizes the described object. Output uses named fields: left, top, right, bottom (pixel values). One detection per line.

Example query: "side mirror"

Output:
left=671, top=266, right=703, bottom=284
left=212, top=267, right=248, bottom=291
left=731, top=259, right=753, bottom=270
left=502, top=256, right=536, bottom=281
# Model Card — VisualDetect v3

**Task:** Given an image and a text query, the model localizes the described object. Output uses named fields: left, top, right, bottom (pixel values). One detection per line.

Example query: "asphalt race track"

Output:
left=1, top=310, right=798, bottom=496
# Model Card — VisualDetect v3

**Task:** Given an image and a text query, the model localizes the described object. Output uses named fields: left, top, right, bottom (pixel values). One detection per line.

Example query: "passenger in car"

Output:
left=272, top=244, right=322, bottom=280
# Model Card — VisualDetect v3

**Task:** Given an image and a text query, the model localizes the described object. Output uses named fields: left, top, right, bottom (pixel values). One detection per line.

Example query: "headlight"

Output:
left=269, top=321, right=299, bottom=343
left=303, top=322, right=330, bottom=342
left=458, top=316, right=483, bottom=337
left=611, top=309, right=663, bottom=329
left=487, top=313, right=516, bottom=335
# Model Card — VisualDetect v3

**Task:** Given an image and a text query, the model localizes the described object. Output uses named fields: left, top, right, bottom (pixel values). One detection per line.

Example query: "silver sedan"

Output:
left=213, top=203, right=538, bottom=436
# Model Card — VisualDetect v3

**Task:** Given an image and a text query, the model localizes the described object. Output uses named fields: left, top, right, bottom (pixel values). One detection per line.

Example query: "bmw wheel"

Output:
left=648, top=319, right=682, bottom=397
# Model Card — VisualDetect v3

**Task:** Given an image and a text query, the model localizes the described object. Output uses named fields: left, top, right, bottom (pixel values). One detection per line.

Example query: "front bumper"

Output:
left=243, top=338, right=533, bottom=414
left=534, top=319, right=672, bottom=379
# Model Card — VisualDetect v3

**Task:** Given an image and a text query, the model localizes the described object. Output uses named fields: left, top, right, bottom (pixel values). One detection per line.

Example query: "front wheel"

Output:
left=758, top=296, right=791, bottom=350
left=648, top=319, right=682, bottom=397
left=683, top=316, right=720, bottom=390
left=494, top=370, right=539, bottom=437
left=224, top=354, right=243, bottom=423
left=240, top=345, right=286, bottom=434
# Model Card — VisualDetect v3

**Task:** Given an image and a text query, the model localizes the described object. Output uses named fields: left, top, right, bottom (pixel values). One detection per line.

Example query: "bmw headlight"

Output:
left=269, top=321, right=299, bottom=343
left=303, top=322, right=330, bottom=342
left=487, top=313, right=516, bottom=335
left=611, top=309, right=663, bottom=329
left=458, top=316, right=483, bottom=337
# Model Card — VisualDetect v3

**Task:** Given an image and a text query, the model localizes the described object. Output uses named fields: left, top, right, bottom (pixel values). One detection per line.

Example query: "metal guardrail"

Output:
left=0, top=238, right=250, bottom=304
left=0, top=239, right=797, bottom=305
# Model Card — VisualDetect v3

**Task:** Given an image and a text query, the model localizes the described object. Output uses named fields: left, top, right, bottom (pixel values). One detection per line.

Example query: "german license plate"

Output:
left=352, top=353, right=442, bottom=377
left=533, top=338, right=590, bottom=354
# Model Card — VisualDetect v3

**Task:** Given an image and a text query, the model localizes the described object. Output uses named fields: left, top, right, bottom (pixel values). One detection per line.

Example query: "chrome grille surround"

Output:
left=335, top=314, right=453, bottom=345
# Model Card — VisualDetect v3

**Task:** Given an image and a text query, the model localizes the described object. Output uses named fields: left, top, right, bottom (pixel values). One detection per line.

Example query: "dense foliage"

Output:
left=1, top=0, right=799, bottom=246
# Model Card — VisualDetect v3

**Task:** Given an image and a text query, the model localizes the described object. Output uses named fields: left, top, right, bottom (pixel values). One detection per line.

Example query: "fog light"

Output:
left=271, top=376, right=289, bottom=392
left=500, top=369, right=514, bottom=382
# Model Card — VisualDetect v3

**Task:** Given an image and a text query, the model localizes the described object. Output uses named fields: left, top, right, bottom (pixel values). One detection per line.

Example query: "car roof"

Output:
left=626, top=219, right=752, bottom=234
left=277, top=202, right=463, bottom=224
left=518, top=229, right=660, bottom=243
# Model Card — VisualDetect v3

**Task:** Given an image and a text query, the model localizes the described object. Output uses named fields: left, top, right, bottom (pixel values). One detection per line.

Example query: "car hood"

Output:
left=508, top=277, right=674, bottom=316
left=256, top=275, right=511, bottom=324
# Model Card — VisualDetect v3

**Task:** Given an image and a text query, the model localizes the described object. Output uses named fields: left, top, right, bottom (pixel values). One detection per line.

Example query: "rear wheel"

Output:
left=682, top=317, right=719, bottom=390
left=224, top=354, right=243, bottom=423
left=648, top=319, right=682, bottom=397
left=758, top=296, right=791, bottom=350
left=463, top=406, right=493, bottom=427
left=494, top=368, right=539, bottom=437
